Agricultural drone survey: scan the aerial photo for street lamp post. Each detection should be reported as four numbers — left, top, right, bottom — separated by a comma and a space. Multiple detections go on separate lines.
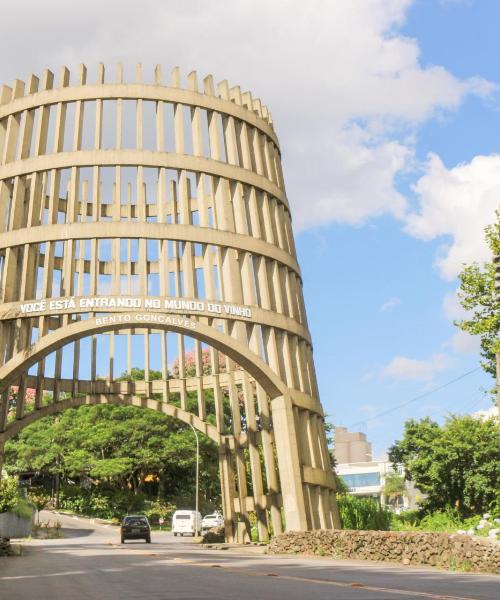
494, 254, 500, 440
188, 423, 200, 536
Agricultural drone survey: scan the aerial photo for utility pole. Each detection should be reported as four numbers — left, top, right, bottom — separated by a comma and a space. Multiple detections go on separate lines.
189, 423, 200, 536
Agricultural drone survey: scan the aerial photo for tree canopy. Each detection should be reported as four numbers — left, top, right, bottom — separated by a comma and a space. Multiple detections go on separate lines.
456, 210, 500, 379
4, 401, 221, 518
389, 414, 500, 517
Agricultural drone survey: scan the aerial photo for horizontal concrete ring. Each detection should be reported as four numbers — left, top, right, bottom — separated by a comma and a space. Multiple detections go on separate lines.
0, 150, 289, 212
0, 83, 280, 148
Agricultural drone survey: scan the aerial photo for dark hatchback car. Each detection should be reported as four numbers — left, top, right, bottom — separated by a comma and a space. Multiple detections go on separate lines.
121, 515, 151, 543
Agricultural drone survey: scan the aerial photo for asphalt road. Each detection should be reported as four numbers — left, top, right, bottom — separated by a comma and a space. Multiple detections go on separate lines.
0, 512, 498, 600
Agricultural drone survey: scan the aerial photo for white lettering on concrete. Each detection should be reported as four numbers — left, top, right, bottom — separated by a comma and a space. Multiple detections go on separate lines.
20, 300, 46, 313
95, 313, 197, 330
17, 295, 252, 320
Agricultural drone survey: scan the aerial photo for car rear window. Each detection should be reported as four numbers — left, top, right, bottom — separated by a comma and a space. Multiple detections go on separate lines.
124, 517, 148, 526
175, 515, 191, 520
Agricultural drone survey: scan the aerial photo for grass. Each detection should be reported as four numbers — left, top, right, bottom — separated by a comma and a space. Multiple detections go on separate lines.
11, 499, 34, 521
337, 495, 392, 531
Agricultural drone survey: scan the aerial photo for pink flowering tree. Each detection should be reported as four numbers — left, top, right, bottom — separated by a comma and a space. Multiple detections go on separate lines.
7, 386, 36, 420
170, 348, 231, 378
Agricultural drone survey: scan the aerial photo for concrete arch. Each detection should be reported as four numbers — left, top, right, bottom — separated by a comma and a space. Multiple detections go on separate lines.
0, 393, 222, 445
0, 314, 285, 399
0, 313, 312, 539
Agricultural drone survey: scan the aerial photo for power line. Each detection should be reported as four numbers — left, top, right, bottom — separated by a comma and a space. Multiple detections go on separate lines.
430, 395, 487, 419
461, 396, 488, 414
348, 366, 482, 429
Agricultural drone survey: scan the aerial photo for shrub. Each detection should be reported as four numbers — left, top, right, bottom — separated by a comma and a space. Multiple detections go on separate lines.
418, 509, 462, 532
0, 475, 34, 520
12, 498, 34, 520
337, 495, 391, 530
390, 509, 420, 531
0, 475, 20, 513
391, 508, 462, 533
58, 486, 91, 515
390, 508, 500, 540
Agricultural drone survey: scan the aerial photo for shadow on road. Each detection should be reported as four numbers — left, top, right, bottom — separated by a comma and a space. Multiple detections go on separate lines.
58, 527, 95, 538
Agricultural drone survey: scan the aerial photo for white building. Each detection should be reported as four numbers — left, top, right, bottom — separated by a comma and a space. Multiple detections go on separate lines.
334, 427, 422, 510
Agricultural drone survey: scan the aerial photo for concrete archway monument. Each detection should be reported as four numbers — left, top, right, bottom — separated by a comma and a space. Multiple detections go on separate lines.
0, 63, 340, 542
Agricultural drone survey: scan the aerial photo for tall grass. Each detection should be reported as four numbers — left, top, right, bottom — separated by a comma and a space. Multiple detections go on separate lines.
337, 495, 391, 530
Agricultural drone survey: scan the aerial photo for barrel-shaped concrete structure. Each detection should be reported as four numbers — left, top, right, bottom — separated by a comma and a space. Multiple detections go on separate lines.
0, 64, 339, 541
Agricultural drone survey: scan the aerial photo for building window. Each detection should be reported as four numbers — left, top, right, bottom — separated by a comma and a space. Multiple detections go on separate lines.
341, 472, 380, 488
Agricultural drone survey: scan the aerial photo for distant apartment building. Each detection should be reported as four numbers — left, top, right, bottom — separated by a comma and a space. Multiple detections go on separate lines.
334, 426, 422, 510
334, 426, 372, 463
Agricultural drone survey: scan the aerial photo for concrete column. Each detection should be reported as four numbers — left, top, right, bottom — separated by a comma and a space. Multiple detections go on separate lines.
218, 442, 237, 543
271, 393, 308, 531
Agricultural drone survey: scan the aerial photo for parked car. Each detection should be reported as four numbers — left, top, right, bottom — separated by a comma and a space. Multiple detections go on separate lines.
121, 515, 151, 543
172, 510, 202, 536
201, 512, 224, 533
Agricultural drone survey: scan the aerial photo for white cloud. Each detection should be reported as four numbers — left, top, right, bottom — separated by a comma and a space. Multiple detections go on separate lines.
292, 128, 411, 230
382, 353, 452, 381
0, 0, 492, 233
440, 290, 480, 354
405, 153, 500, 279
450, 330, 480, 354
442, 289, 467, 321
380, 297, 401, 312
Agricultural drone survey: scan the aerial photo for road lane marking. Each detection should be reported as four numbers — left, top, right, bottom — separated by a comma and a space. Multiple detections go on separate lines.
0, 570, 87, 581
109, 552, 485, 600
157, 559, 479, 600
0, 547, 485, 600
265, 574, 478, 600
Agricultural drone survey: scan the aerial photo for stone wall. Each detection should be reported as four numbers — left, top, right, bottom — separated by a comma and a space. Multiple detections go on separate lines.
268, 530, 500, 574
0, 511, 33, 539
201, 526, 226, 544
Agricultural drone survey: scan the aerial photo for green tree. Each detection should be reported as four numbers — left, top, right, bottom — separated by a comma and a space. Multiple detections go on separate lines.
5, 403, 221, 517
117, 367, 163, 382
456, 210, 500, 379
383, 472, 406, 507
389, 415, 500, 517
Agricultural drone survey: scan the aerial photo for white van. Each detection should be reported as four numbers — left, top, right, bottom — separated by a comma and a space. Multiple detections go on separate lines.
172, 510, 202, 536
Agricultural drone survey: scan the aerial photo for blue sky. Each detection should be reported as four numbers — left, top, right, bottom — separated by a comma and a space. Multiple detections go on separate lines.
404, 0, 500, 167
1, 0, 498, 456
298, 0, 499, 455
